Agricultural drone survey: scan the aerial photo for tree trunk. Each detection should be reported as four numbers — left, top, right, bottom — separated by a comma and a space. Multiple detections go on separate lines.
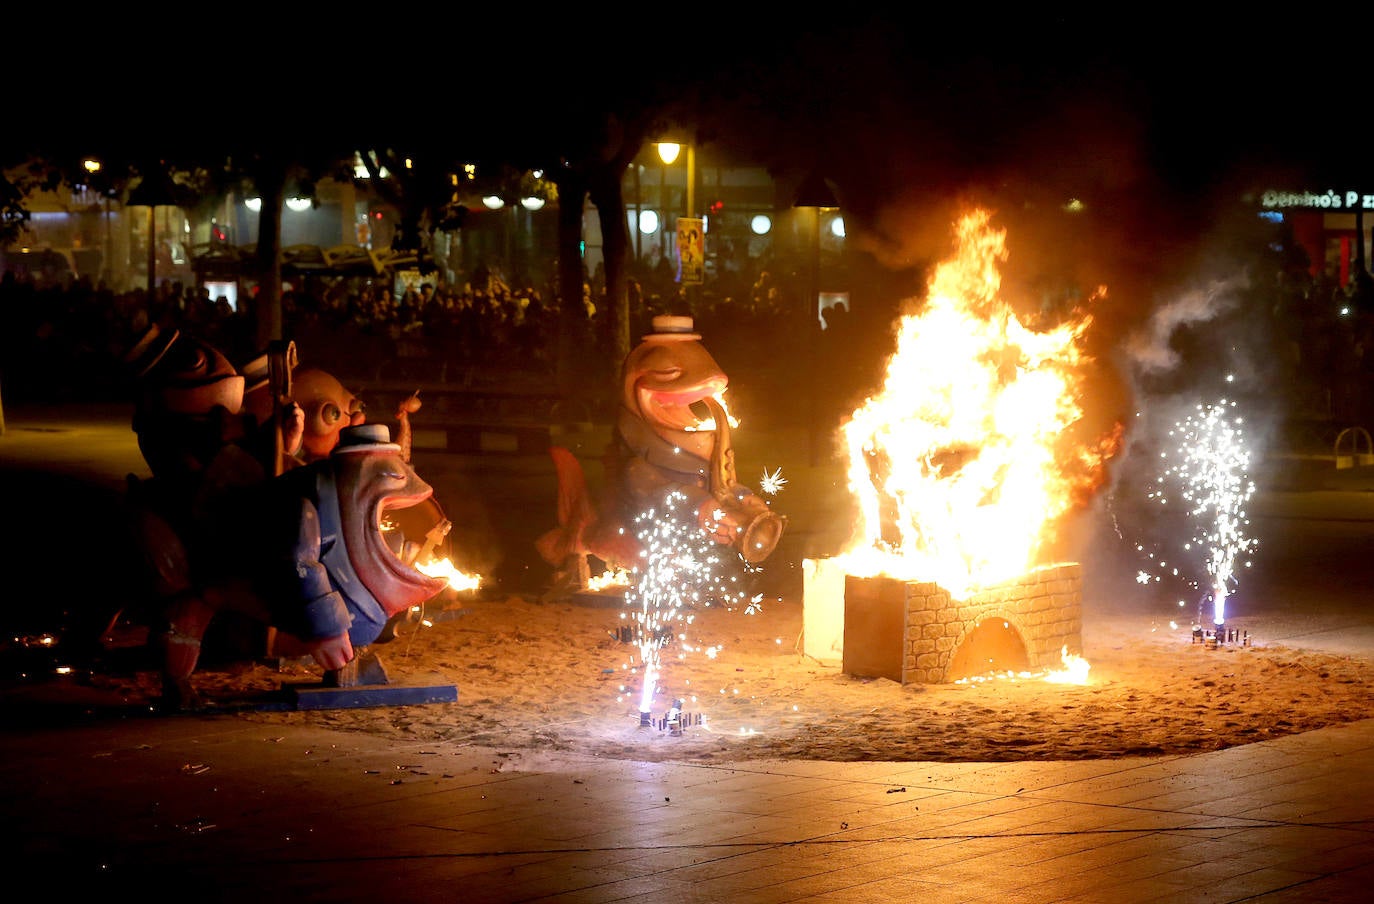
588, 169, 631, 376
551, 120, 650, 409
555, 168, 590, 392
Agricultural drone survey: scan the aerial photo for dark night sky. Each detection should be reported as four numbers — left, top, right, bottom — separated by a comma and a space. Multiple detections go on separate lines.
9, 9, 1362, 483
11, 7, 1367, 277
14, 9, 1363, 196
754, 15, 1363, 191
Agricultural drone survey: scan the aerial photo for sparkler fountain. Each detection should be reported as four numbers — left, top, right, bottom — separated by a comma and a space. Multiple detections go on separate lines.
1146, 396, 1257, 642
626, 488, 741, 726
536, 314, 787, 732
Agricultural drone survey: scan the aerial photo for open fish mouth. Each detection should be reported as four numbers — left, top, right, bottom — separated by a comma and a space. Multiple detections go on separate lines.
368, 490, 452, 596
639, 379, 728, 433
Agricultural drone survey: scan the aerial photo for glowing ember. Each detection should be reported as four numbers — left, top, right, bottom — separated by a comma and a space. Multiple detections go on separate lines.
1146, 397, 1256, 626
833, 209, 1116, 598
416, 557, 482, 592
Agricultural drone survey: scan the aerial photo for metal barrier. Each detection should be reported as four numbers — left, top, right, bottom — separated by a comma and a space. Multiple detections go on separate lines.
349, 379, 606, 456
1334, 426, 1374, 469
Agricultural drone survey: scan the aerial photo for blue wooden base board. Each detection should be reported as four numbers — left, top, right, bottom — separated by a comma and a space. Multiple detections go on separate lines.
285, 683, 458, 710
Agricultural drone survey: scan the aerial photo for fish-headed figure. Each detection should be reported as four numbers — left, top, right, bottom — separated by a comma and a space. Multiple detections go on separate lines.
538, 315, 785, 587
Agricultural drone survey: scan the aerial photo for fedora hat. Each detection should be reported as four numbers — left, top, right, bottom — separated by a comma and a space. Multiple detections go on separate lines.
333, 423, 400, 455
642, 314, 700, 341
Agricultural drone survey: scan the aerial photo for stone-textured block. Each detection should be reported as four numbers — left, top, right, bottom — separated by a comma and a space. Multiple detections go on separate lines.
841, 563, 1083, 684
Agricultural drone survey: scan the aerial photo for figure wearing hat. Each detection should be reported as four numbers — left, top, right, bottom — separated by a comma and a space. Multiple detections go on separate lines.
538, 315, 785, 590
252, 424, 451, 666
127, 326, 373, 492
121, 326, 449, 706
123, 323, 260, 489
150, 423, 452, 707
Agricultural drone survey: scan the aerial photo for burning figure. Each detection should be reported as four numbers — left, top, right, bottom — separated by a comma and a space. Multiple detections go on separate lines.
537, 315, 786, 591
803, 208, 1115, 683
121, 326, 451, 708
833, 209, 1119, 598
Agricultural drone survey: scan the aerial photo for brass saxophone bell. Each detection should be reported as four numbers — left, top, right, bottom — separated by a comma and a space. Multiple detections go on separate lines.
740, 510, 787, 563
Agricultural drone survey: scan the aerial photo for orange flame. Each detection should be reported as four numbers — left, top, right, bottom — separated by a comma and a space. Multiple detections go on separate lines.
1044, 646, 1092, 684
953, 646, 1092, 686
834, 209, 1115, 598
588, 567, 632, 591
417, 557, 482, 592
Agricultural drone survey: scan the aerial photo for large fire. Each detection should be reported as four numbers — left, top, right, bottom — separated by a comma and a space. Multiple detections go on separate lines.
832, 209, 1119, 599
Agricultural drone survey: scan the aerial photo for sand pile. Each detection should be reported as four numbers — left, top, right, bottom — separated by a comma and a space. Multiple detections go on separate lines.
82, 590, 1374, 765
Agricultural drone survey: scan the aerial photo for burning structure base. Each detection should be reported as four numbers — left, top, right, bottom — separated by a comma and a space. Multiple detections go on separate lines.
804, 557, 1083, 684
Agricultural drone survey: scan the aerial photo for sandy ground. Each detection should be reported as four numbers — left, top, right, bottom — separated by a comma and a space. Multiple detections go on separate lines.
4, 404, 1374, 765
61, 586, 1374, 766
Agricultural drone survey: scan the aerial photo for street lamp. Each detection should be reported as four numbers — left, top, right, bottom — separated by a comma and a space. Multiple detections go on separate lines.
657, 142, 681, 165
655, 141, 696, 223
83, 158, 114, 286
655, 143, 672, 266
125, 167, 184, 294
657, 139, 699, 297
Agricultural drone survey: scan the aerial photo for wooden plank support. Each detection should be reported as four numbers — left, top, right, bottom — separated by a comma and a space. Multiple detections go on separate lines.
287, 683, 458, 710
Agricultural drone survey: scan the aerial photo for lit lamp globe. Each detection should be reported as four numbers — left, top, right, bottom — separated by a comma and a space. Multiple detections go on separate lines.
656, 142, 681, 165
639, 210, 659, 235
750, 214, 772, 236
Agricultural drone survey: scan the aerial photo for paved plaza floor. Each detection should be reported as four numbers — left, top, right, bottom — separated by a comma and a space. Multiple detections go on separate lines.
2, 402, 1372, 903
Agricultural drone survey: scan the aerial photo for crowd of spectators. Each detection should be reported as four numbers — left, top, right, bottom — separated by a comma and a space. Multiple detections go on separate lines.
7, 247, 1374, 444
1274, 263, 1374, 429
0, 259, 814, 408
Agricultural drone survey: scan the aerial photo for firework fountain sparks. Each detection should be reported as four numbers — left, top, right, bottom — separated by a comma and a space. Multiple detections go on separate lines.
1146, 396, 1258, 627
625, 489, 761, 724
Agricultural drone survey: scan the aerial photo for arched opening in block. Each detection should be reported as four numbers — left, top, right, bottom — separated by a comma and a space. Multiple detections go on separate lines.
947, 617, 1030, 681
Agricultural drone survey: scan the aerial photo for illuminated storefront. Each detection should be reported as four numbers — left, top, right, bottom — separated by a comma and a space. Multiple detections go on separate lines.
1260, 188, 1373, 287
